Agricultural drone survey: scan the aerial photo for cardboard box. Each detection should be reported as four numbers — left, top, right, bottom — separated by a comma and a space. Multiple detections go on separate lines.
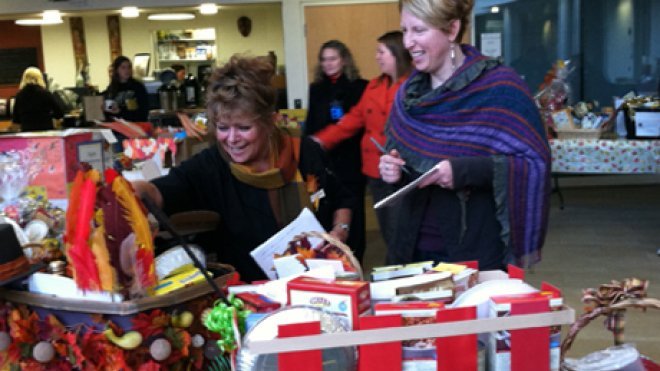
371, 261, 434, 281
488, 291, 563, 371
0, 129, 112, 206
287, 276, 370, 329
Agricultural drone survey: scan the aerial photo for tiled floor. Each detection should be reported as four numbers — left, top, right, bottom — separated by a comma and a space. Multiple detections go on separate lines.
362, 184, 660, 363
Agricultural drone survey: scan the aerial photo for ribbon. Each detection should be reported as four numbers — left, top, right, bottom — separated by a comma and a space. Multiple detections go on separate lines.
203, 294, 251, 353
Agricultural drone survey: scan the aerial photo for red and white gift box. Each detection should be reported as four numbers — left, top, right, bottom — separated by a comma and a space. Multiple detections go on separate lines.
287, 276, 371, 330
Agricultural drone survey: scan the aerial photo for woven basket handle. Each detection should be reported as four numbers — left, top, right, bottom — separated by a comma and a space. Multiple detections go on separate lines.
560, 298, 660, 364
299, 230, 364, 281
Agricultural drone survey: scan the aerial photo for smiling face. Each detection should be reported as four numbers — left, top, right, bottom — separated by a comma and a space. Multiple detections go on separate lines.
215, 111, 269, 168
320, 47, 344, 77
401, 9, 455, 84
376, 42, 397, 78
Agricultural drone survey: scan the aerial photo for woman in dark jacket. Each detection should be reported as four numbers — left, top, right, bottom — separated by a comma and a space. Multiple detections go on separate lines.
12, 67, 63, 132
304, 40, 368, 262
103, 55, 149, 122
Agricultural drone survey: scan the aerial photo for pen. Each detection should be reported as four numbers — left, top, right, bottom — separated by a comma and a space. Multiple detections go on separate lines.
370, 136, 411, 175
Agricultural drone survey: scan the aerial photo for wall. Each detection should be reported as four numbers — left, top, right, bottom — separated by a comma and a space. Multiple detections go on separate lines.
0, 20, 44, 98
40, 4, 284, 91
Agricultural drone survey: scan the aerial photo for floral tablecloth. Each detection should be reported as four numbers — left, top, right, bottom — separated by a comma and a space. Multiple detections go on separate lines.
550, 139, 660, 174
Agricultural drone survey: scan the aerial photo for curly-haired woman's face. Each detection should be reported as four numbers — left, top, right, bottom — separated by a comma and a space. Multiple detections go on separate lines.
215, 112, 267, 167
320, 48, 344, 77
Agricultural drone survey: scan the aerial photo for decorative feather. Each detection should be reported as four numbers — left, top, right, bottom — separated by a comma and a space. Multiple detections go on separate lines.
104, 168, 120, 186
99, 184, 133, 289
111, 176, 157, 291
64, 171, 85, 245
90, 225, 117, 291
66, 178, 101, 291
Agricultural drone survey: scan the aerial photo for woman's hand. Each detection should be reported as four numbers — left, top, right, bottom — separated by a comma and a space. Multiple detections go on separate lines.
329, 223, 349, 243
379, 149, 406, 184
418, 160, 454, 189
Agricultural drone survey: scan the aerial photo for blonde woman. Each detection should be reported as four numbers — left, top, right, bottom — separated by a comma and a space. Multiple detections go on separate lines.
12, 67, 63, 132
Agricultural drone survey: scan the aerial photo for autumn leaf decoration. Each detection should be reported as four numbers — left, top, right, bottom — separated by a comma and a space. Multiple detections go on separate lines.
111, 176, 157, 291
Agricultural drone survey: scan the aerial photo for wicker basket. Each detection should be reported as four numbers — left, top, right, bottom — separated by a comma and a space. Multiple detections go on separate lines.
555, 111, 616, 140
292, 231, 363, 281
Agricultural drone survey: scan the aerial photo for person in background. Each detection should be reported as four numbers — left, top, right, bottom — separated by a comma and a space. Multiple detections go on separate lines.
304, 40, 368, 262
103, 55, 149, 122
171, 64, 186, 84
12, 67, 63, 132
379, 0, 551, 269
311, 31, 412, 262
132, 56, 354, 282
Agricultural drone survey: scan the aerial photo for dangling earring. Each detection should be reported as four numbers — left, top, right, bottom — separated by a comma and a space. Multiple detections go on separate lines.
450, 42, 457, 72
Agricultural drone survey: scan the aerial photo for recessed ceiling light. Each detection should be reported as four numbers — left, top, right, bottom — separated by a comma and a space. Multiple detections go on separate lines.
200, 3, 218, 15
491, 6, 500, 13
42, 10, 63, 23
121, 6, 140, 18
147, 13, 195, 21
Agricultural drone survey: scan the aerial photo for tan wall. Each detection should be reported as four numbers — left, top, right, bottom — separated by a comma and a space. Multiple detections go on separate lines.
41, 4, 284, 91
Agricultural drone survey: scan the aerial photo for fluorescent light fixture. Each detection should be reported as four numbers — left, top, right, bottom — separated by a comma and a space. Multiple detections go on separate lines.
15, 19, 47, 26
200, 3, 218, 15
42, 10, 63, 23
16, 10, 63, 26
121, 6, 140, 18
491, 6, 500, 13
147, 13, 195, 21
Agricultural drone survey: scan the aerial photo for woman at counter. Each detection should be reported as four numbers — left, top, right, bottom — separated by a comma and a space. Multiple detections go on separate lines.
12, 67, 63, 132
103, 55, 149, 122
132, 56, 355, 282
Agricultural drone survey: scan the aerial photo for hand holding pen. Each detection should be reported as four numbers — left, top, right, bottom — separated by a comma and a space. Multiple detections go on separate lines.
371, 137, 410, 184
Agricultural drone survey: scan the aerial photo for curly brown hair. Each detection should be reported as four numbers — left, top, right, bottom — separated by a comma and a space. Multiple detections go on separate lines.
313, 40, 362, 83
206, 55, 277, 139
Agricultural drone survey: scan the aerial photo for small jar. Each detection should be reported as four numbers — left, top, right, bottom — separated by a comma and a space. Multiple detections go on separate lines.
48, 260, 66, 276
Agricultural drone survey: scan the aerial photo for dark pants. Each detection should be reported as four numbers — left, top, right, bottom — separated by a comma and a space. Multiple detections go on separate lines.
345, 180, 366, 263
368, 177, 397, 260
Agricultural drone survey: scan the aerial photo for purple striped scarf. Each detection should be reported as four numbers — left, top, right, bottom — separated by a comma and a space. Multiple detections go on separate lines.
387, 45, 551, 266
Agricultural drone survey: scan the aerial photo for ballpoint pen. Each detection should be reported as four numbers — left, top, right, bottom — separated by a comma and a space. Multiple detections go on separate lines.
370, 136, 411, 175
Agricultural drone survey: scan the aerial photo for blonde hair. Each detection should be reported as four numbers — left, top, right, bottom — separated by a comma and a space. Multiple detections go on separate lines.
19, 67, 46, 89
399, 0, 473, 42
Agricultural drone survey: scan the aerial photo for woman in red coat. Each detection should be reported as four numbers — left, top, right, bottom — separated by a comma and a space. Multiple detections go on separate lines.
312, 31, 412, 259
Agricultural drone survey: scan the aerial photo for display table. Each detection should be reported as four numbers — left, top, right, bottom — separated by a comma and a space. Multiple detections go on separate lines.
549, 139, 660, 208
550, 139, 660, 174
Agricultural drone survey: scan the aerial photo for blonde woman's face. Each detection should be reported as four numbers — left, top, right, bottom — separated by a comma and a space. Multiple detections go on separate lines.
401, 9, 452, 76
320, 48, 344, 77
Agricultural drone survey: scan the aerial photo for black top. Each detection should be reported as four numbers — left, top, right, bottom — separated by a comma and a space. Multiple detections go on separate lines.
151, 136, 355, 282
12, 84, 64, 132
304, 75, 368, 184
103, 79, 149, 122
388, 157, 507, 270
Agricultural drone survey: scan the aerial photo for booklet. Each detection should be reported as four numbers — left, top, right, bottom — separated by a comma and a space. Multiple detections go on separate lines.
250, 208, 325, 280
373, 164, 438, 209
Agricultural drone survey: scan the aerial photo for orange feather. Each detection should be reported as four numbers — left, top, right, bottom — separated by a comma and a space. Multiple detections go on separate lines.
111, 176, 157, 290
90, 225, 117, 291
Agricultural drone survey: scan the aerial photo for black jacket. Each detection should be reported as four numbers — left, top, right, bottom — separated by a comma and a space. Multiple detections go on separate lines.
304, 75, 368, 184
12, 84, 64, 132
152, 136, 356, 282
103, 79, 149, 122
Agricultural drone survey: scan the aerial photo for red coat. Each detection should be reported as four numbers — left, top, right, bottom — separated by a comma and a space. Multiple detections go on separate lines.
315, 74, 407, 179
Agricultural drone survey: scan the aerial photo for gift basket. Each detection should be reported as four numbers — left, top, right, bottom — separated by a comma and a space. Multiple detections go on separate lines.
560, 278, 660, 370
0, 166, 238, 369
